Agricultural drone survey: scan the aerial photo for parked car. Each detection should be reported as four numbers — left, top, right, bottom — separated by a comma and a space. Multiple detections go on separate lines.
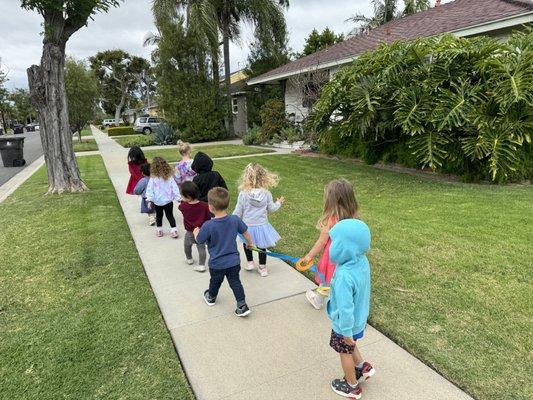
13, 124, 24, 134
102, 118, 124, 128
134, 117, 163, 134
25, 122, 39, 132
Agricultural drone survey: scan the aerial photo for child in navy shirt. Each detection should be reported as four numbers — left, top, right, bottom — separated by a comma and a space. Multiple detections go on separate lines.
194, 187, 254, 317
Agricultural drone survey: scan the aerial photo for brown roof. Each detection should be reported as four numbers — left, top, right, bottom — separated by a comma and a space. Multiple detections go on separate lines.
249, 0, 532, 84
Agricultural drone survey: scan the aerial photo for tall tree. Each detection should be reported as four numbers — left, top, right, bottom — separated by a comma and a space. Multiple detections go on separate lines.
245, 31, 290, 126
21, 0, 119, 194
65, 57, 99, 142
89, 50, 150, 125
348, 0, 430, 34
10, 89, 36, 124
152, 0, 289, 137
299, 27, 344, 58
152, 15, 225, 141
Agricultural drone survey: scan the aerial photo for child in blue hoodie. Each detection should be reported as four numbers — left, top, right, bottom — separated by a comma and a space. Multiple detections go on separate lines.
327, 219, 375, 399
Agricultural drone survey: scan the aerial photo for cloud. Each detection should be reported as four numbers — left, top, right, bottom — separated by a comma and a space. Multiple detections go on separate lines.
0, 1, 446, 89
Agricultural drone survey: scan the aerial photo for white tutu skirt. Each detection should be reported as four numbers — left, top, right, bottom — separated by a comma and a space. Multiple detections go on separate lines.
247, 223, 281, 249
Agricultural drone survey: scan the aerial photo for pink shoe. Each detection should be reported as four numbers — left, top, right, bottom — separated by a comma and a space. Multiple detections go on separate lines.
170, 229, 179, 239
156, 229, 163, 237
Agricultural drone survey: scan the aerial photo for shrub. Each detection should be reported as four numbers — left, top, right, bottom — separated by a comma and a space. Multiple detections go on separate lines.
116, 135, 155, 148
310, 31, 533, 183
243, 126, 262, 145
153, 123, 179, 145
280, 125, 310, 144
107, 126, 136, 136
259, 99, 288, 143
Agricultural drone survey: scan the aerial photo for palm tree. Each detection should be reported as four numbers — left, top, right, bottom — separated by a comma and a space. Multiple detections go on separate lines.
151, 0, 289, 136
348, 0, 430, 35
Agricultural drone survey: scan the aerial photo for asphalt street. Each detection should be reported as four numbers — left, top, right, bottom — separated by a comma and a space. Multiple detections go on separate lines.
0, 131, 43, 186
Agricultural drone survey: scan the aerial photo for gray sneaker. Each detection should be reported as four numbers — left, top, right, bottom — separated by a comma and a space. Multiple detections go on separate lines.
331, 378, 362, 399
203, 290, 216, 306
235, 304, 251, 317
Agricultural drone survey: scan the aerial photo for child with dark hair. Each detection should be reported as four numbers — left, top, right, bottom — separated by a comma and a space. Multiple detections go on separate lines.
191, 152, 227, 202
133, 163, 156, 226
178, 181, 211, 272
126, 146, 147, 195
194, 187, 253, 317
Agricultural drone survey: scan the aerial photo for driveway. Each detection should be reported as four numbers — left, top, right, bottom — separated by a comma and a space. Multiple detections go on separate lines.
0, 132, 43, 186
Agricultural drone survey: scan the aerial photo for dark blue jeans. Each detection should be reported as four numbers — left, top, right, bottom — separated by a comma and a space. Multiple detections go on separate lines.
208, 265, 246, 307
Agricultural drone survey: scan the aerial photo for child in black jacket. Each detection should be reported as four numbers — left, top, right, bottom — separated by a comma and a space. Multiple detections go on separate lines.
191, 152, 228, 202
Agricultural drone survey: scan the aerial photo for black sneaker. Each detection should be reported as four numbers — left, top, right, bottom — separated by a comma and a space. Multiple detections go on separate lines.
331, 378, 362, 399
203, 290, 216, 306
235, 304, 251, 317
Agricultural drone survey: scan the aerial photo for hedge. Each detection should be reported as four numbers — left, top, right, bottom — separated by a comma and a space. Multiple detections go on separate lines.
107, 126, 136, 136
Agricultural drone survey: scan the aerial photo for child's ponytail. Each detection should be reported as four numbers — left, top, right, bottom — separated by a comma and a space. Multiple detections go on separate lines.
177, 140, 192, 156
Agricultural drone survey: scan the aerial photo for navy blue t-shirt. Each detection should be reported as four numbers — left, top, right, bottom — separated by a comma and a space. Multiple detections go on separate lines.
196, 214, 248, 269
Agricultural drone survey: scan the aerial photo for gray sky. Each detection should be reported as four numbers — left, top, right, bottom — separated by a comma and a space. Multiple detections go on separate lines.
0, 0, 445, 90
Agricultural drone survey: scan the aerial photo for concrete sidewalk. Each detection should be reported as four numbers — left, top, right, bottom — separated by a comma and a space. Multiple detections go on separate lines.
91, 126, 473, 400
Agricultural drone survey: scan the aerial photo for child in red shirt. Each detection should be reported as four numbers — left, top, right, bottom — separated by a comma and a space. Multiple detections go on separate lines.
179, 181, 211, 272
126, 147, 147, 195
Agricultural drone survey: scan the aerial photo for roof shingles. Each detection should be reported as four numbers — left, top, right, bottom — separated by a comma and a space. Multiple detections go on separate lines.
250, 0, 532, 83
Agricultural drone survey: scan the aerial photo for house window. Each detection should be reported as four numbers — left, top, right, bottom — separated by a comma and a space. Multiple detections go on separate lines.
232, 97, 239, 114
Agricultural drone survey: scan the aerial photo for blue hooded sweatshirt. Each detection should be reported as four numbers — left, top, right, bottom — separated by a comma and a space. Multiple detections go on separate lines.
326, 219, 371, 338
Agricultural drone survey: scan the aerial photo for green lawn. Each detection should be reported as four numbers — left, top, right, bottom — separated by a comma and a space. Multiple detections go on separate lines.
144, 144, 274, 162
73, 139, 99, 152
215, 154, 533, 400
80, 128, 92, 137
0, 156, 193, 400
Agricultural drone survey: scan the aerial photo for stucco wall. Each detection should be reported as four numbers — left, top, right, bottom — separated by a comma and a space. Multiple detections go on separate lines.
285, 79, 308, 122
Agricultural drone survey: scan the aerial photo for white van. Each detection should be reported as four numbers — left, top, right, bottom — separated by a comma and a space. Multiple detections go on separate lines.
102, 119, 124, 127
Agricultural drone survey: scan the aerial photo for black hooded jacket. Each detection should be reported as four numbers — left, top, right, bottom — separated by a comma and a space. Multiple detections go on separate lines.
191, 151, 228, 202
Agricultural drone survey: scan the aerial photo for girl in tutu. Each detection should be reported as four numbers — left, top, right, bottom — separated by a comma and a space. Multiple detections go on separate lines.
233, 163, 284, 277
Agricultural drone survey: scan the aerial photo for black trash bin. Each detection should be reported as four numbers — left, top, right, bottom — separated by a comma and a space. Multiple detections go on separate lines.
0, 137, 25, 167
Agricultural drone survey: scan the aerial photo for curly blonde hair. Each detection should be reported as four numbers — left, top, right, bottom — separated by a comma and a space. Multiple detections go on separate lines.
238, 163, 279, 191
150, 156, 174, 180
177, 140, 192, 156
317, 179, 359, 229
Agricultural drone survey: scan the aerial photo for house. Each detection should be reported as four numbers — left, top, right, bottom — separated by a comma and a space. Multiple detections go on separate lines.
225, 70, 248, 136
123, 102, 160, 124
248, 0, 533, 122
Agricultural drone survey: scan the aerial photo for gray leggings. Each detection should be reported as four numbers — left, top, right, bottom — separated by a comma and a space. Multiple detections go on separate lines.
184, 230, 207, 265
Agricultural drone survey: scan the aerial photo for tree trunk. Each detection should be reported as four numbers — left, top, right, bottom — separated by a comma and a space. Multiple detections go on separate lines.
212, 50, 226, 133
27, 41, 87, 194
221, 22, 235, 137
115, 86, 126, 126
0, 110, 7, 134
